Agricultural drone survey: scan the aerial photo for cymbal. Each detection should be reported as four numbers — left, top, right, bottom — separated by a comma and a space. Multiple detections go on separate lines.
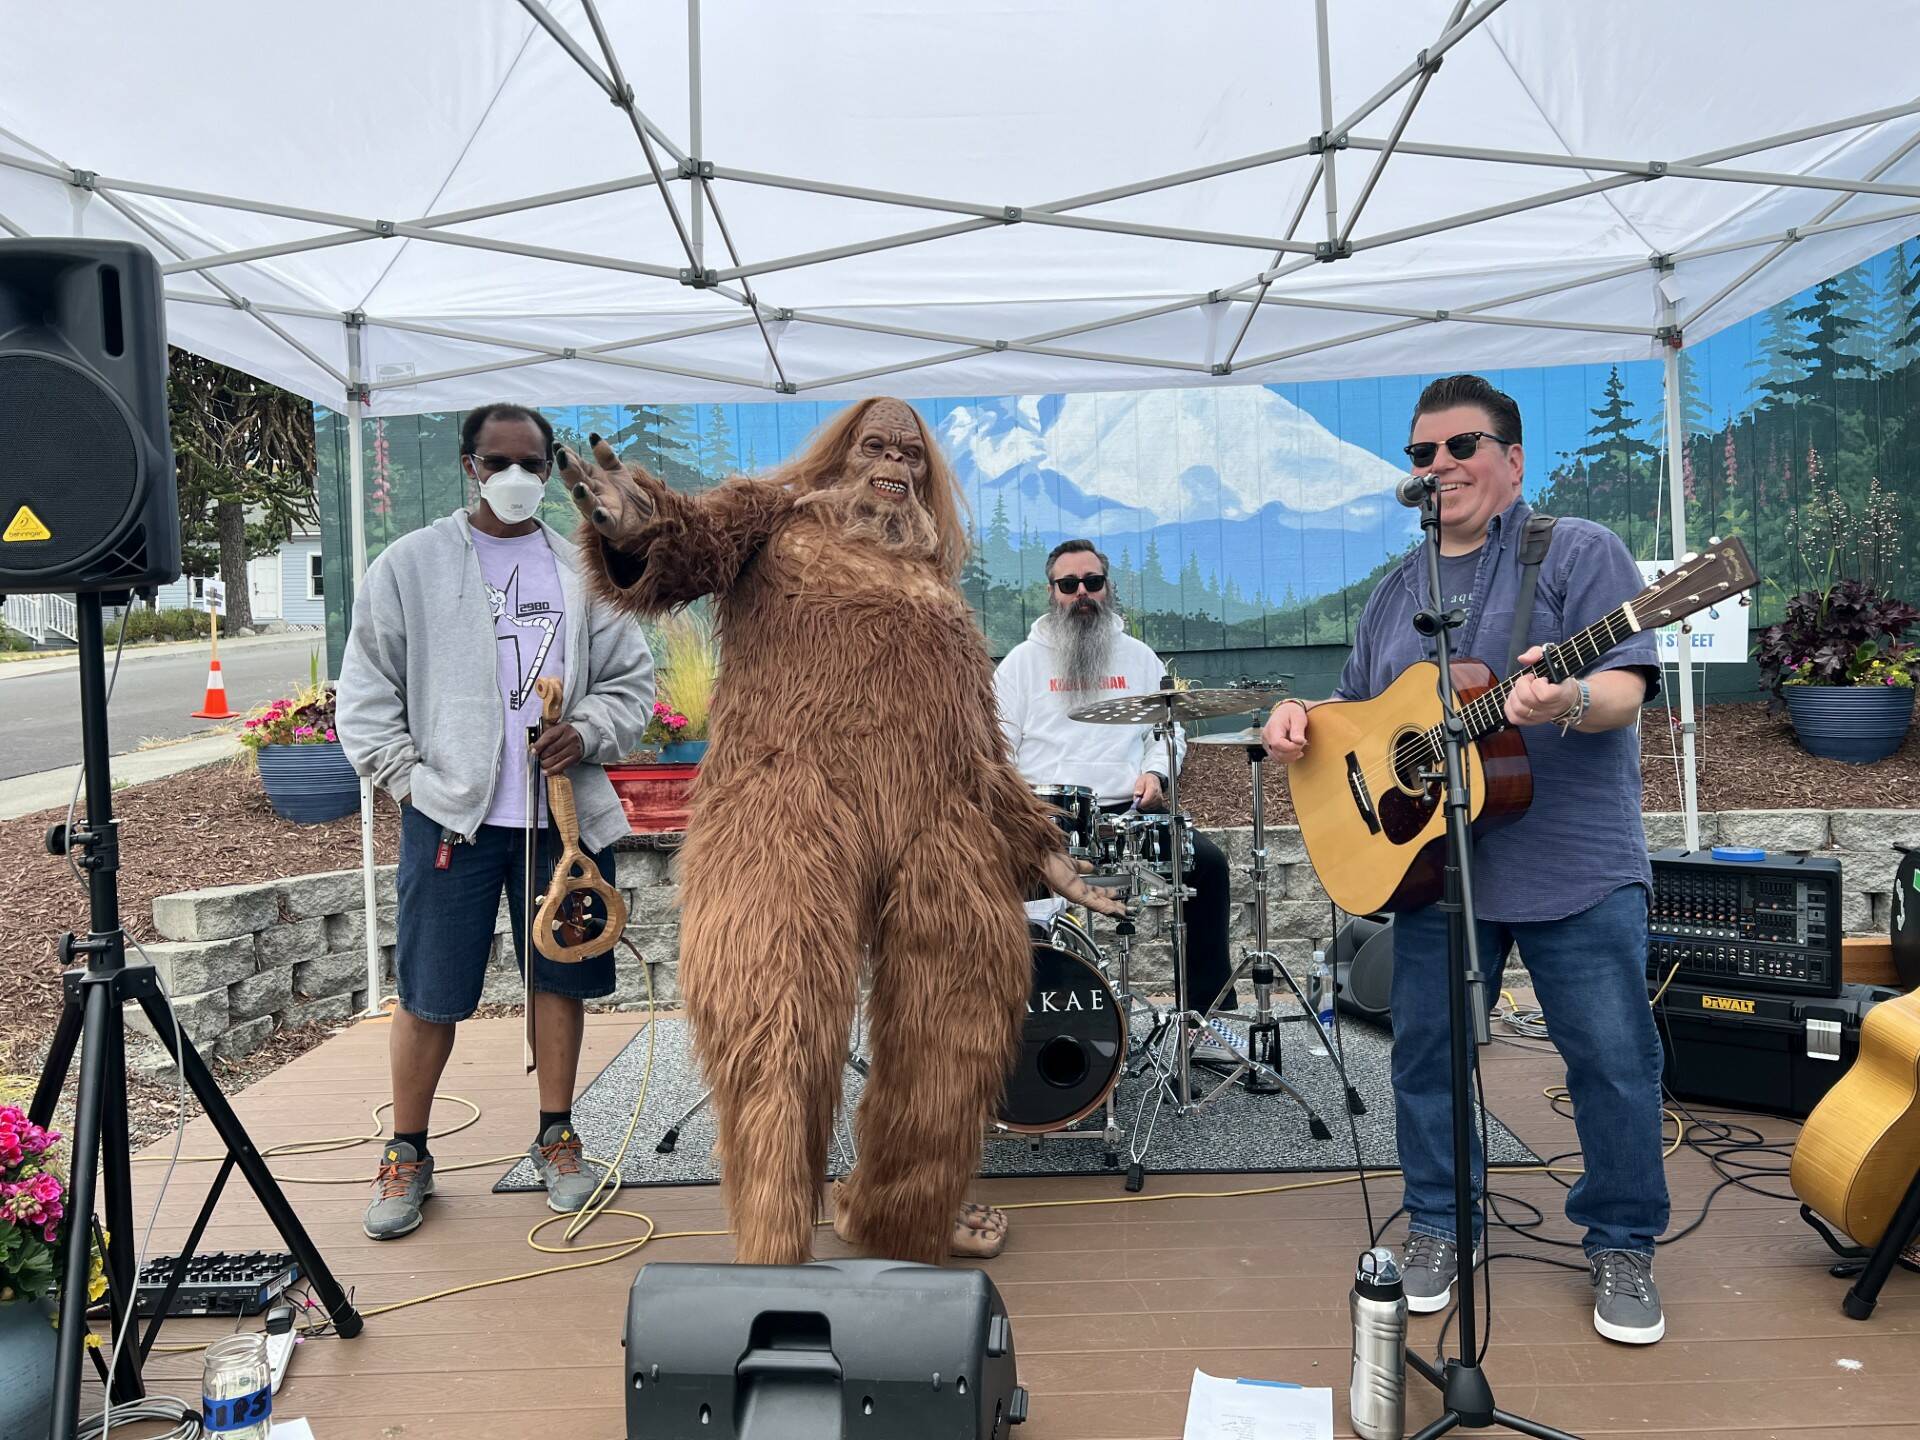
1067, 687, 1287, 725
1190, 728, 1267, 747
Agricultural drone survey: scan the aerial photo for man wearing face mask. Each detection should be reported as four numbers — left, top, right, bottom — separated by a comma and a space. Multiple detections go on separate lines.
994, 540, 1241, 1060
338, 402, 654, 1241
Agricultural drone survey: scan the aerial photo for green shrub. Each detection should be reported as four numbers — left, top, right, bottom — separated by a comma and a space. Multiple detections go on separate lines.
104, 607, 213, 645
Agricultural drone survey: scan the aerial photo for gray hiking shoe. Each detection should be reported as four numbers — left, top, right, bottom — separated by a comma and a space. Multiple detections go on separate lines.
1591, 1250, 1664, 1344
529, 1122, 603, 1213
1402, 1231, 1479, 1314
364, 1141, 433, 1240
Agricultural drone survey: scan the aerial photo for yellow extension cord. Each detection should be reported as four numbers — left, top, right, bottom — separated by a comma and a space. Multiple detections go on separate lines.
123, 959, 1695, 1356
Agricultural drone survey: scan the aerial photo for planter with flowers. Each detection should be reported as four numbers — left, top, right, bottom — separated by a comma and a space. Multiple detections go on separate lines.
1, 1103, 104, 1440
609, 615, 716, 833
1754, 474, 1919, 765
240, 660, 359, 823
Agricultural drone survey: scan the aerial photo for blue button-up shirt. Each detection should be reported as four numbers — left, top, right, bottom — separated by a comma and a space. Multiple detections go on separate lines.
1333, 499, 1659, 923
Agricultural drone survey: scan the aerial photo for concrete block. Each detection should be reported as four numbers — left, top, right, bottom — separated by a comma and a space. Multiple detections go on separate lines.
258, 917, 327, 970
1842, 886, 1873, 935
627, 885, 681, 928
229, 967, 293, 1022
143, 936, 255, 996
280, 868, 388, 920
216, 1016, 274, 1062
614, 849, 671, 888
128, 988, 228, 1049
151, 881, 280, 942
1715, 809, 1830, 853
1828, 848, 1902, 897
323, 905, 396, 954
294, 952, 370, 1000
278, 994, 354, 1030
1829, 810, 1920, 854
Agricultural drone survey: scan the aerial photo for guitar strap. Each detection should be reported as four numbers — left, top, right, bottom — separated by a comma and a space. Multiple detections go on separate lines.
1506, 513, 1557, 676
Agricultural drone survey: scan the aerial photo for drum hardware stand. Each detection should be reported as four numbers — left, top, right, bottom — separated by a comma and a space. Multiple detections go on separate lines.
657, 1013, 872, 1155
29, 593, 362, 1440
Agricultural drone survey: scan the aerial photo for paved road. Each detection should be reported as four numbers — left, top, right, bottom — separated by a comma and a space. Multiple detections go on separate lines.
0, 635, 321, 780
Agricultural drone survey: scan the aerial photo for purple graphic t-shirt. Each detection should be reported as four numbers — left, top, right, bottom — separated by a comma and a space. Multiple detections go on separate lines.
470, 527, 567, 829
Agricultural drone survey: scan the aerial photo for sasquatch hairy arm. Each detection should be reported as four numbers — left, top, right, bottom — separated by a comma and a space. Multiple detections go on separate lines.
563, 438, 789, 614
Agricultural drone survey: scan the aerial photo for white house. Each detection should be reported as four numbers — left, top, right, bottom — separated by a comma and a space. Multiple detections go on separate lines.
151, 529, 325, 627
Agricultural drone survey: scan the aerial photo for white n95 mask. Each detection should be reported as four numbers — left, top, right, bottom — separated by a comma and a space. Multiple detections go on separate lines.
477, 465, 546, 525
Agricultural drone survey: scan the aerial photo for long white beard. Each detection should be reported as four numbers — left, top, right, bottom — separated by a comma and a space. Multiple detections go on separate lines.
1038, 603, 1117, 699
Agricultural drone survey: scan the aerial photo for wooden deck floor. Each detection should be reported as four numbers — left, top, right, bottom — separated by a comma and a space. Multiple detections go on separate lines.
90, 1009, 1920, 1439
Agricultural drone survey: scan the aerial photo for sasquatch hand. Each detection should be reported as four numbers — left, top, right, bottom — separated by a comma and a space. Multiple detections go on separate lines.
1041, 850, 1130, 919
558, 434, 658, 548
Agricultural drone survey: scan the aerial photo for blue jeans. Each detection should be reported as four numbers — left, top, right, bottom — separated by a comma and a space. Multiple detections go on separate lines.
1389, 883, 1669, 1258
394, 804, 618, 1023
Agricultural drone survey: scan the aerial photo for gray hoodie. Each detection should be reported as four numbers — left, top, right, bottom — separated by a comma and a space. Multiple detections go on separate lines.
336, 509, 654, 852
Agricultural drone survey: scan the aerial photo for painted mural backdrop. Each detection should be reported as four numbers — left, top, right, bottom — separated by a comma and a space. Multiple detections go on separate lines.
317, 239, 1920, 673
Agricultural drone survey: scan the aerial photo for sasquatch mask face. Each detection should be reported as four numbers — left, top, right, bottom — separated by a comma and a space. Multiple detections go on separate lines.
846, 399, 929, 505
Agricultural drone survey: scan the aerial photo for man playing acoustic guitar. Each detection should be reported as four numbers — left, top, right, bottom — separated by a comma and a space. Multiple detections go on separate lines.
1262, 374, 1669, 1345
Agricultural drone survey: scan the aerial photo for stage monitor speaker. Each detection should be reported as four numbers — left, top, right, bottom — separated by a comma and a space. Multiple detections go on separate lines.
624, 1258, 1028, 1439
1333, 913, 1394, 1024
0, 237, 179, 593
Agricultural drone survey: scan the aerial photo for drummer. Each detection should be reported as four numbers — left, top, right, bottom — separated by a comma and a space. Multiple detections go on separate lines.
993, 540, 1240, 1055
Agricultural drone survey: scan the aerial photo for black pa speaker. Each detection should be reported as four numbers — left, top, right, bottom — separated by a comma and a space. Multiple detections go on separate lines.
0, 238, 179, 593
1333, 914, 1395, 1024
624, 1259, 1027, 1439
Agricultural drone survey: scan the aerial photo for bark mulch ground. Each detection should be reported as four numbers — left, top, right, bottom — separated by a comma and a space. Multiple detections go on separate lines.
6, 701, 1913, 1145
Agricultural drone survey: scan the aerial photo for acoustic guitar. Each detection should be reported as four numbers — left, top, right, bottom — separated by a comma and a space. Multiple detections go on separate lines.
1792, 989, 1920, 1250
1287, 536, 1757, 915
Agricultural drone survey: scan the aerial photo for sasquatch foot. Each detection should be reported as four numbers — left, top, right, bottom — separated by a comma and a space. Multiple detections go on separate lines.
827, 1179, 1010, 1260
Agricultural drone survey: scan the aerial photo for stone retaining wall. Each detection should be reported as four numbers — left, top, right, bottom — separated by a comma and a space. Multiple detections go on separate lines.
138, 809, 1917, 1065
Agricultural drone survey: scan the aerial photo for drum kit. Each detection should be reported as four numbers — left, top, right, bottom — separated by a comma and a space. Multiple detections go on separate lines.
997, 679, 1363, 1188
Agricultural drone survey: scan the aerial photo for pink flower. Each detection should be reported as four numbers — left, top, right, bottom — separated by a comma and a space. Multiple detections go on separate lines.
325, 729, 336, 741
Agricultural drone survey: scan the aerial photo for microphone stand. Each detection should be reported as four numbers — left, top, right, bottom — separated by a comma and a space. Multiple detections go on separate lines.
1402, 474, 1576, 1440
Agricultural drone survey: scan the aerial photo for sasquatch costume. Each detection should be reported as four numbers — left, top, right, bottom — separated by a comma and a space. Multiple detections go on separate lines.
562, 399, 1117, 1266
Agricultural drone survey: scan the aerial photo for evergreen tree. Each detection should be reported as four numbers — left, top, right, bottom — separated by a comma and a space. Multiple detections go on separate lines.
1902, 242, 1920, 357
1649, 349, 1712, 455
701, 405, 739, 480
1751, 299, 1805, 408
1786, 277, 1875, 399
1872, 244, 1917, 364
612, 403, 701, 484
1832, 266, 1882, 377
1572, 367, 1659, 555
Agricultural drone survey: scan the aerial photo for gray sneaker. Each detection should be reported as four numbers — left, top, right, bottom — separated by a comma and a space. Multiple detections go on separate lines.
364, 1141, 433, 1240
1401, 1231, 1479, 1314
529, 1122, 603, 1213
1591, 1250, 1664, 1344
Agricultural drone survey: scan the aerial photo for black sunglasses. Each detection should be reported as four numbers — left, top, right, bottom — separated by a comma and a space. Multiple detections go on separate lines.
467, 451, 554, 478
1052, 573, 1108, 595
1403, 430, 1513, 469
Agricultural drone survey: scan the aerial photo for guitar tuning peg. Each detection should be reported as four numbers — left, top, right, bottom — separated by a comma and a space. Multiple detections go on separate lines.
1681, 551, 1697, 563
1708, 535, 1723, 545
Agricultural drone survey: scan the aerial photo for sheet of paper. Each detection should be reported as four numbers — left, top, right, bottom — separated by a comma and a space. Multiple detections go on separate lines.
269, 1420, 316, 1440
1182, 1369, 1333, 1440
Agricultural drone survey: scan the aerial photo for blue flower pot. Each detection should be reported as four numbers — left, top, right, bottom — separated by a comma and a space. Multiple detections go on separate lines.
658, 739, 709, 765
1784, 684, 1916, 764
256, 741, 362, 822
0, 1297, 56, 1440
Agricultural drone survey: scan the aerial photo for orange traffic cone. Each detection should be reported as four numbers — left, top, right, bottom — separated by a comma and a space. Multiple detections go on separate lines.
192, 658, 235, 719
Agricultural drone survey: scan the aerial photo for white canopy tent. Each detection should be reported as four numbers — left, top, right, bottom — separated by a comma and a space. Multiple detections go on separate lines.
7, 0, 1920, 1008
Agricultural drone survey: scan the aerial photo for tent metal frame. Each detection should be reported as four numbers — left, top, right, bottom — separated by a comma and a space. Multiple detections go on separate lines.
7, 1, 1920, 1007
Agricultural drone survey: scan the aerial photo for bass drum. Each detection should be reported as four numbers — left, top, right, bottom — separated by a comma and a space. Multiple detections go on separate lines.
997, 942, 1125, 1134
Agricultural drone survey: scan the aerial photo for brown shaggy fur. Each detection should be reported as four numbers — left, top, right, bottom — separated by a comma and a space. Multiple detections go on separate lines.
577, 399, 1063, 1266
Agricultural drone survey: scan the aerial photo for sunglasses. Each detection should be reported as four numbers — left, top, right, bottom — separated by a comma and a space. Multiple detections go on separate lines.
1402, 430, 1513, 469
1052, 573, 1108, 594
468, 451, 554, 478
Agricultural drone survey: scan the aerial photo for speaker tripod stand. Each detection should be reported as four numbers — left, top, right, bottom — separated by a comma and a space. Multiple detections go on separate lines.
28, 591, 362, 1440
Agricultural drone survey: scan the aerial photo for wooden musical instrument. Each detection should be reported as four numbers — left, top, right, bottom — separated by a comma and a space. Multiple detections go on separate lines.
531, 677, 628, 964
1792, 989, 1920, 1249
1287, 536, 1758, 915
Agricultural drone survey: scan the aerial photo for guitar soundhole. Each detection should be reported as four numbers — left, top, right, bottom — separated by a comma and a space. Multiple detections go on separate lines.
1389, 728, 1433, 797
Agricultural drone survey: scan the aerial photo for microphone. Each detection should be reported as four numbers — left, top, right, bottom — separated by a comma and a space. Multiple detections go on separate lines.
1396, 471, 1437, 508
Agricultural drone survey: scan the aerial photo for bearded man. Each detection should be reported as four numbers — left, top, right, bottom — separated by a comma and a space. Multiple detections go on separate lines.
994, 540, 1239, 1054
560, 398, 1123, 1267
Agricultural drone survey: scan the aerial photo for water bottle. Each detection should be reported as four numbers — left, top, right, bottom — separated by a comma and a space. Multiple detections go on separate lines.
1349, 1246, 1407, 1440
1307, 949, 1333, 1055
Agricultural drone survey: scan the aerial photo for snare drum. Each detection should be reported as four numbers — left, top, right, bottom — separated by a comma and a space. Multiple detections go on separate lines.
1031, 783, 1099, 860
998, 941, 1125, 1133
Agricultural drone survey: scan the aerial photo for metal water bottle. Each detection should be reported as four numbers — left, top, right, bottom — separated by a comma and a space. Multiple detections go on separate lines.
1349, 1246, 1407, 1440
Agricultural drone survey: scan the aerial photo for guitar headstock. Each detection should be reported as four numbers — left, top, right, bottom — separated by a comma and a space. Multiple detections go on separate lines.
1633, 536, 1758, 630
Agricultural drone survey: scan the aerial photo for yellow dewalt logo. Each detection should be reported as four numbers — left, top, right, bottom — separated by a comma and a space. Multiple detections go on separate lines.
3, 505, 52, 543
1701, 994, 1756, 1014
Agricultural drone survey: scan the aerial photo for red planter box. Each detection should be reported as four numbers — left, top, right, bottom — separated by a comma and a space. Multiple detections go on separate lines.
607, 763, 699, 834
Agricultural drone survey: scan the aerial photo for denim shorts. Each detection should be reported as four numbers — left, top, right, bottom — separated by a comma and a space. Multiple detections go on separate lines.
394, 803, 619, 1023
